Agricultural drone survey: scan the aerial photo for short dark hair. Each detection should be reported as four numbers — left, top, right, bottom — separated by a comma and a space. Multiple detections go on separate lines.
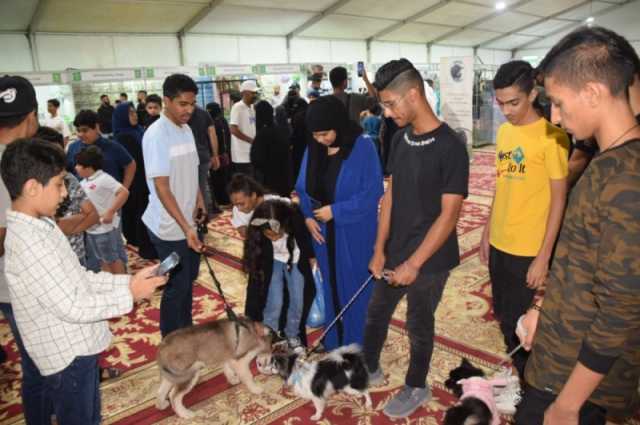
494, 60, 535, 93
329, 67, 348, 88
374, 58, 425, 96
73, 110, 99, 129
138, 90, 147, 95
120, 92, 128, 99
0, 112, 31, 130
47, 99, 60, 108
163, 74, 198, 99
0, 138, 66, 201
227, 173, 265, 197
35, 126, 64, 149
100, 94, 108, 100
538, 26, 640, 97
75, 145, 103, 171
146, 94, 162, 106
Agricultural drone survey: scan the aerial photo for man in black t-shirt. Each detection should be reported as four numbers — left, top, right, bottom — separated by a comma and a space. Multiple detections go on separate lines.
362, 59, 469, 419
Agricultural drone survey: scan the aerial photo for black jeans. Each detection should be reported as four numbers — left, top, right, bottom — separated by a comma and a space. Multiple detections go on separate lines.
515, 384, 607, 425
362, 271, 449, 388
489, 246, 535, 377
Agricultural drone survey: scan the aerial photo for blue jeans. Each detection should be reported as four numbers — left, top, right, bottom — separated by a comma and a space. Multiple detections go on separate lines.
86, 228, 126, 264
44, 355, 101, 425
263, 261, 304, 338
0, 303, 49, 425
85, 222, 128, 272
148, 228, 201, 337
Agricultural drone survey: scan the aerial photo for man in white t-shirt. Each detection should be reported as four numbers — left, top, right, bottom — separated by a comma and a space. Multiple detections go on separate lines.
227, 174, 288, 238
269, 85, 284, 107
142, 73, 205, 337
43, 98, 70, 146
229, 80, 257, 176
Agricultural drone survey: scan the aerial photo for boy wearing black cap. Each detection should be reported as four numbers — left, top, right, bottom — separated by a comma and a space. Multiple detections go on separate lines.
0, 75, 45, 424
362, 59, 469, 418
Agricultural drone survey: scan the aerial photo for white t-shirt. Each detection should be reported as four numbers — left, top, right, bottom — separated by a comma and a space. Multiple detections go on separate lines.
43, 115, 70, 138
272, 234, 300, 264
230, 194, 289, 229
0, 145, 11, 303
142, 114, 199, 241
269, 94, 284, 107
80, 170, 123, 235
229, 101, 256, 164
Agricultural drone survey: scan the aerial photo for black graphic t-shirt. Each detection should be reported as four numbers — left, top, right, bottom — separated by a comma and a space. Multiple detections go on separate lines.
385, 123, 469, 274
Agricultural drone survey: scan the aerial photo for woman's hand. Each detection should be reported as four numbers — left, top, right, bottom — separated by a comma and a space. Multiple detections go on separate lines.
305, 218, 325, 244
313, 206, 333, 223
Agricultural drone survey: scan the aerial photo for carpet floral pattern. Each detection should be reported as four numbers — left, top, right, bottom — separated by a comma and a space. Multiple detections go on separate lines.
1, 148, 637, 424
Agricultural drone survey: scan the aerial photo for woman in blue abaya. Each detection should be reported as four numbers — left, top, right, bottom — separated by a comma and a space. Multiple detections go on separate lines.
296, 95, 383, 350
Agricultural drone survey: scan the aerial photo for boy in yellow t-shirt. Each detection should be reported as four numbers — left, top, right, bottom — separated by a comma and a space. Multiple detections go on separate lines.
479, 60, 569, 378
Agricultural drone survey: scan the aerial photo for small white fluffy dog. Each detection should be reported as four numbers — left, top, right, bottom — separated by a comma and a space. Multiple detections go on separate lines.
272, 344, 372, 421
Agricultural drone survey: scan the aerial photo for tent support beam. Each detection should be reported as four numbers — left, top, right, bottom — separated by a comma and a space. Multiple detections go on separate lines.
286, 0, 351, 40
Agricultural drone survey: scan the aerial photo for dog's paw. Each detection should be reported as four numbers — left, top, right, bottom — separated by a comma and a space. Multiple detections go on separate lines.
310, 413, 322, 421
155, 398, 170, 410
226, 374, 241, 385
175, 408, 197, 419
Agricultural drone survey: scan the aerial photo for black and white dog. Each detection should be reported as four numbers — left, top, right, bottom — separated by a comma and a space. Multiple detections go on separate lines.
272, 344, 372, 421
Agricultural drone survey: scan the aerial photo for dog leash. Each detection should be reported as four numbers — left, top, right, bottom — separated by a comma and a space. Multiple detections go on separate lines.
201, 248, 239, 323
306, 274, 375, 356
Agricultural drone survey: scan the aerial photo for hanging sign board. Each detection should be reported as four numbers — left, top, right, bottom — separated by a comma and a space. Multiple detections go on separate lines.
214, 65, 254, 76
70, 69, 142, 82
255, 64, 304, 75
23, 72, 66, 86
149, 66, 200, 80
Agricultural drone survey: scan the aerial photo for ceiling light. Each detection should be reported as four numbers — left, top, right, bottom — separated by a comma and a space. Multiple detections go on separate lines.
496, 1, 506, 10
586, 16, 595, 24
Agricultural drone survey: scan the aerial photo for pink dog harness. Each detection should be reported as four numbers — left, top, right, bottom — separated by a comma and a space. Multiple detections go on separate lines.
458, 376, 507, 425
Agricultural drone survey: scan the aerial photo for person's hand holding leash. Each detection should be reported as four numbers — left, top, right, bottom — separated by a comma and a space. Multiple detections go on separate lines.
389, 261, 419, 286
369, 251, 386, 279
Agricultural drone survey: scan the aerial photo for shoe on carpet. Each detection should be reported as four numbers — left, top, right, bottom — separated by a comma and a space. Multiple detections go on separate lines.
287, 337, 305, 355
383, 385, 431, 418
0, 346, 7, 364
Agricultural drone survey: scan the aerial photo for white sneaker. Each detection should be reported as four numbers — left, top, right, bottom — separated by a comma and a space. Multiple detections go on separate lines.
287, 337, 305, 355
493, 368, 522, 415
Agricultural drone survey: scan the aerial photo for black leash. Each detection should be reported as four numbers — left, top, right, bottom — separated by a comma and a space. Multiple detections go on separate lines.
200, 247, 248, 354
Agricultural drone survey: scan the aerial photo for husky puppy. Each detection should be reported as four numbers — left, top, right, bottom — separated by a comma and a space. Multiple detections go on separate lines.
273, 344, 372, 421
156, 317, 272, 418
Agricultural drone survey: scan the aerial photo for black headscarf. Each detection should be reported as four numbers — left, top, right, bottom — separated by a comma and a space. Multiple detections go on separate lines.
305, 95, 362, 200
206, 102, 223, 120
255, 100, 274, 130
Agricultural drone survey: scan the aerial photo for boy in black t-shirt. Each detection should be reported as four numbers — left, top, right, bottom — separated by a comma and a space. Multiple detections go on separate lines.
362, 59, 469, 419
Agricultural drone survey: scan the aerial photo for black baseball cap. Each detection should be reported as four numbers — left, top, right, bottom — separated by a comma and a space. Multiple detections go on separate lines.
0, 75, 38, 118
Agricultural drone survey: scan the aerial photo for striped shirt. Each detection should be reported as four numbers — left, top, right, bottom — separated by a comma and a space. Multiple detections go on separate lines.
4, 210, 132, 375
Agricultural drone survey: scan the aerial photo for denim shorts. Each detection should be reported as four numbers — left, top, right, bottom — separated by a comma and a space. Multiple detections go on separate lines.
86, 228, 125, 264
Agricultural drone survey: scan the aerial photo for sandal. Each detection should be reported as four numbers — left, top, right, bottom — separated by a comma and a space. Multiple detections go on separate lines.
100, 367, 122, 382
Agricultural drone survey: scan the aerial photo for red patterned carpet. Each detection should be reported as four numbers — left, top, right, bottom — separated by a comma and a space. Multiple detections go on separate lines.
0, 147, 636, 424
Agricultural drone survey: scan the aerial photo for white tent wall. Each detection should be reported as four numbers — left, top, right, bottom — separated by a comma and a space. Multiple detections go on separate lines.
2, 34, 35, 73
477, 49, 513, 66
30, 34, 181, 70
371, 41, 428, 64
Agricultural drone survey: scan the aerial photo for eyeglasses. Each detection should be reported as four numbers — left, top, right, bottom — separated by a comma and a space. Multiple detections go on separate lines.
379, 93, 407, 111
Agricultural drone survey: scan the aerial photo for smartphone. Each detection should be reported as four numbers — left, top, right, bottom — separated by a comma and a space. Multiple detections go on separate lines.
357, 61, 364, 78
155, 252, 180, 276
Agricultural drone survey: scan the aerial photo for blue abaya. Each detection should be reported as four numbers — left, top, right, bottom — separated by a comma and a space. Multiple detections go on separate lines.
296, 135, 383, 350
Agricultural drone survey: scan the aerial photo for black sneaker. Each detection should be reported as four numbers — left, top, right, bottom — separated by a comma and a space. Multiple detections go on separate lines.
0, 346, 7, 364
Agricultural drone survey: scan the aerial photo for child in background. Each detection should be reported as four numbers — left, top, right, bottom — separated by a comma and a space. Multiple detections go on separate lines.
75, 146, 130, 273
243, 199, 311, 353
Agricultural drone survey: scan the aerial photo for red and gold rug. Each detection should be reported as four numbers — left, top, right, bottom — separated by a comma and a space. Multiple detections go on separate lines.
1, 148, 636, 424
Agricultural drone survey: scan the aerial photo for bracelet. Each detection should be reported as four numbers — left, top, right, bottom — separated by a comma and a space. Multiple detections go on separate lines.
528, 304, 542, 312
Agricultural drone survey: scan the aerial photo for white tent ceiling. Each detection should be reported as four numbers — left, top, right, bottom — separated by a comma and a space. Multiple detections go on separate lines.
1, 0, 638, 52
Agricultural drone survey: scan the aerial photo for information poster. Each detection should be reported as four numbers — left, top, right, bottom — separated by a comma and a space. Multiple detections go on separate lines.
440, 56, 474, 157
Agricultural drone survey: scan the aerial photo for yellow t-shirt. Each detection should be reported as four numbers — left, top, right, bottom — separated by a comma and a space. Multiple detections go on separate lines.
490, 118, 569, 256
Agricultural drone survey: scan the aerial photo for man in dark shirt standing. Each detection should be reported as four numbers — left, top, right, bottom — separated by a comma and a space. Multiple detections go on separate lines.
188, 105, 221, 217
97, 94, 114, 136
363, 59, 469, 419
516, 27, 640, 425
